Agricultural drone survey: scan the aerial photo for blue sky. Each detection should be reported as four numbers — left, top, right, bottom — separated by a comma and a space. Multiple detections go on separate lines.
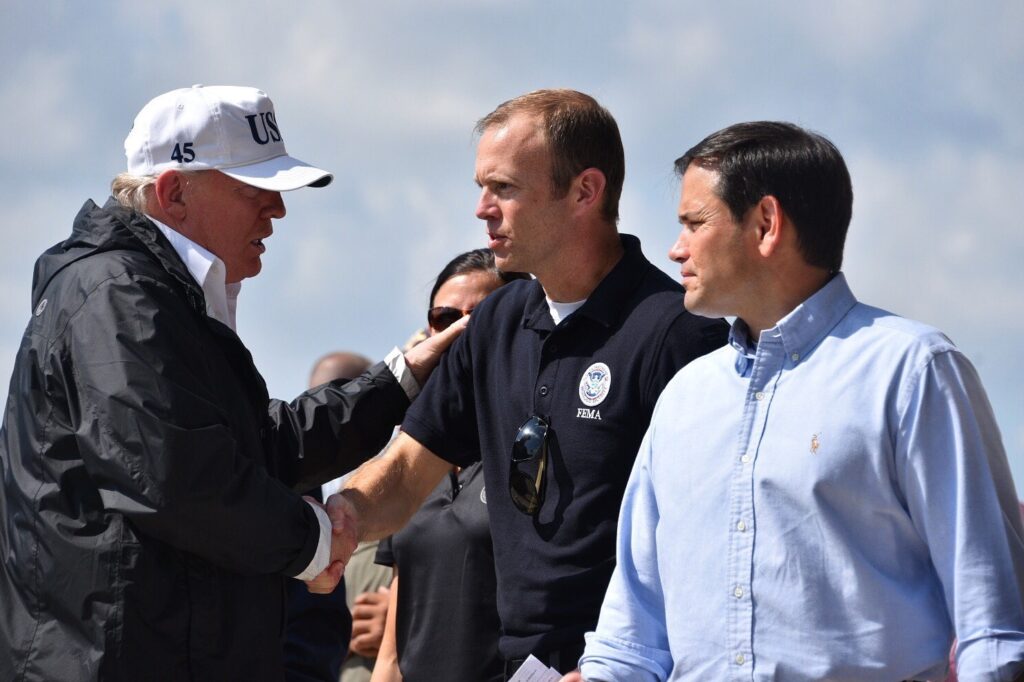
1, 1, 1021, 494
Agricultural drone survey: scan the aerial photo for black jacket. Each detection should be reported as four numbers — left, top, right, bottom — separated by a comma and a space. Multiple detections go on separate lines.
0, 199, 408, 681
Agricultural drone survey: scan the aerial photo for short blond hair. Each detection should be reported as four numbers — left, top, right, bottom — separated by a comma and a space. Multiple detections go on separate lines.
111, 170, 206, 213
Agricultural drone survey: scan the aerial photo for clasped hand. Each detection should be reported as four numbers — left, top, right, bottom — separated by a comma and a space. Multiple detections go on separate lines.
305, 493, 358, 594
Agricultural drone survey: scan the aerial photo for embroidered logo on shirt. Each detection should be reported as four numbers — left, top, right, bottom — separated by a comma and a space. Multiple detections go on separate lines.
34, 299, 48, 316
576, 407, 602, 420
579, 362, 611, 407
810, 433, 821, 454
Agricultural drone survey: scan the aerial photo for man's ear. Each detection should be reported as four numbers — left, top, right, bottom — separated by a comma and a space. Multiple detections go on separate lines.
153, 171, 189, 222
571, 168, 607, 216
753, 195, 785, 258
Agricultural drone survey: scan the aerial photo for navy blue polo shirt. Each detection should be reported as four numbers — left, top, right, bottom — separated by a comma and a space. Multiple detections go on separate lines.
402, 234, 729, 659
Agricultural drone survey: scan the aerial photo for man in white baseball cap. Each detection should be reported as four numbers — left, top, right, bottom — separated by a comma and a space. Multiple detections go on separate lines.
0, 85, 465, 681
117, 84, 333, 285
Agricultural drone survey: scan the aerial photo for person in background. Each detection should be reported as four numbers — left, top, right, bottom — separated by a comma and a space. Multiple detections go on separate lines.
0, 85, 461, 681
310, 352, 375, 391
286, 352, 380, 682
343, 577, 391, 682
314, 355, 395, 682
575, 121, 1024, 681
340, 318, 466, 681
371, 249, 529, 682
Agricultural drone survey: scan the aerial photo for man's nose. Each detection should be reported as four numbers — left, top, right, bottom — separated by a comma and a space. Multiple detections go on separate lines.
668, 231, 689, 263
263, 191, 286, 220
475, 189, 496, 220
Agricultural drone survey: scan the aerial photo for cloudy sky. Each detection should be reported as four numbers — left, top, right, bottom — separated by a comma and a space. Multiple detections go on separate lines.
1, 1, 1021, 494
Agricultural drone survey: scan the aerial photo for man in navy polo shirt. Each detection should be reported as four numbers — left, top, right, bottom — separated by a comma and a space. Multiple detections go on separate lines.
310, 89, 728, 677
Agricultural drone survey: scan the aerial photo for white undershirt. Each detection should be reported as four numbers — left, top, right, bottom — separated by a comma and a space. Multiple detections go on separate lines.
546, 297, 587, 325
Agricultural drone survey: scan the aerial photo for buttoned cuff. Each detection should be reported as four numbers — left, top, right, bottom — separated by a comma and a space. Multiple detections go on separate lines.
293, 501, 332, 581
384, 346, 420, 401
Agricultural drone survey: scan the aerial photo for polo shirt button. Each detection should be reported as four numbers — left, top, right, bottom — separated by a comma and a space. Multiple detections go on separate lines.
539, 386, 549, 397
733, 586, 744, 598
740, 454, 752, 464
754, 391, 765, 401
791, 352, 800, 362
735, 653, 745, 665
736, 520, 747, 532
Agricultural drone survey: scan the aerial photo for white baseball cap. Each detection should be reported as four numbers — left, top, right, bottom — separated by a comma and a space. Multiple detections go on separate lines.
125, 85, 333, 191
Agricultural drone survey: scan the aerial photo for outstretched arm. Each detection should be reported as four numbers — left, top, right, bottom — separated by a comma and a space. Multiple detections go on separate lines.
306, 432, 451, 593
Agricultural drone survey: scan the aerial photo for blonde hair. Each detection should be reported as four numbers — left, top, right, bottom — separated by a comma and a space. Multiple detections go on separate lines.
110, 172, 157, 213
110, 170, 202, 213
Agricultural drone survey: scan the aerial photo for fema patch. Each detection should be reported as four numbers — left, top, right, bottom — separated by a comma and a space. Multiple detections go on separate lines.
579, 362, 611, 407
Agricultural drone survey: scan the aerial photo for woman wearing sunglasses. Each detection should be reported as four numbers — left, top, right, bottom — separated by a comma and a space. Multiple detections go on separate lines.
371, 249, 528, 682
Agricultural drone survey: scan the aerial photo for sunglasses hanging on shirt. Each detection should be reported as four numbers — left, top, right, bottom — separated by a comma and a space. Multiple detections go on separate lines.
509, 414, 550, 516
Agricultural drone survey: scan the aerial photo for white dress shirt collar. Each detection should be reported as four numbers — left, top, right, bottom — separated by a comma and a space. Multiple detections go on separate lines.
150, 218, 241, 331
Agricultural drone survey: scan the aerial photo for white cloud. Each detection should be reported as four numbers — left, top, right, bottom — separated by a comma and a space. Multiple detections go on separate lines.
0, 51, 93, 165
845, 147, 1024, 335
783, 0, 929, 64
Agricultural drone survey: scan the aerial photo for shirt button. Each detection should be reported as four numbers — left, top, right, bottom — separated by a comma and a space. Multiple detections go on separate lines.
735, 653, 745, 665
736, 520, 747, 532
791, 352, 800, 362
733, 586, 744, 598
754, 391, 765, 401
740, 454, 752, 464
539, 385, 549, 397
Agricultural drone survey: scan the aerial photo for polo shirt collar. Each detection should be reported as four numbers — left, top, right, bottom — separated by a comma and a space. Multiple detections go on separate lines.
522, 233, 648, 332
729, 272, 857, 375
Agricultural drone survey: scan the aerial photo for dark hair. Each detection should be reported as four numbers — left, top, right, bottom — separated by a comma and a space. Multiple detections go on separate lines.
675, 121, 853, 272
429, 248, 530, 307
476, 89, 625, 224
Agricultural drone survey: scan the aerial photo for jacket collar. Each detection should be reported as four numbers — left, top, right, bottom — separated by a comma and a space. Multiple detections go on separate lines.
119, 202, 207, 312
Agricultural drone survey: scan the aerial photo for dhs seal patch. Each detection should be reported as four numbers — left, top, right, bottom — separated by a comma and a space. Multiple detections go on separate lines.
579, 362, 611, 407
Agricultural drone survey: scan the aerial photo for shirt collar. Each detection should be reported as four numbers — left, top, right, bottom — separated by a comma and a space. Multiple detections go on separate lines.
523, 233, 648, 332
729, 273, 857, 374
149, 218, 240, 331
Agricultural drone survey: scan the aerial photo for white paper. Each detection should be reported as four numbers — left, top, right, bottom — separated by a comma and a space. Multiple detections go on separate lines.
507, 654, 563, 682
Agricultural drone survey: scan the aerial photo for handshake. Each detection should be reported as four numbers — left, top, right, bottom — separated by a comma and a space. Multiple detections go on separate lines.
304, 493, 360, 594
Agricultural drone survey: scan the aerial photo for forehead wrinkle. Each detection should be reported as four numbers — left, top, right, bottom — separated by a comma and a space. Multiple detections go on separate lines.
478, 144, 546, 187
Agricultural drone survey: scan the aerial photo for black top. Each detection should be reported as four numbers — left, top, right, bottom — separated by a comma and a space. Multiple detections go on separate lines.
402, 234, 729, 659
375, 463, 501, 682
0, 199, 407, 681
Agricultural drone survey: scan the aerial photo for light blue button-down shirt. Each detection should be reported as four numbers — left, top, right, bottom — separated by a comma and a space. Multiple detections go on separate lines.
580, 274, 1024, 681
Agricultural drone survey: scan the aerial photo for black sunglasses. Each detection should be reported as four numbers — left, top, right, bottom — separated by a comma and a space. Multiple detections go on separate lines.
509, 415, 549, 516
427, 306, 472, 332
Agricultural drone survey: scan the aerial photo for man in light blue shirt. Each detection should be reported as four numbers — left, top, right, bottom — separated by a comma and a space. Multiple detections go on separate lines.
576, 122, 1024, 681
